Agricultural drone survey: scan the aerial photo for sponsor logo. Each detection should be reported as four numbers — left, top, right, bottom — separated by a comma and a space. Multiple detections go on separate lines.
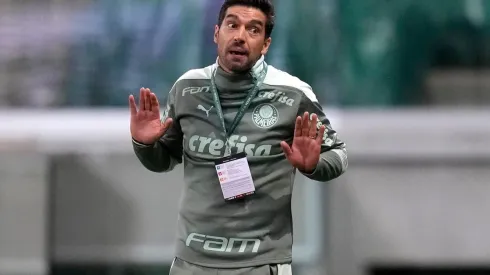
252, 104, 279, 129
188, 134, 272, 156
186, 233, 261, 253
257, 91, 295, 106
197, 104, 213, 117
182, 86, 210, 97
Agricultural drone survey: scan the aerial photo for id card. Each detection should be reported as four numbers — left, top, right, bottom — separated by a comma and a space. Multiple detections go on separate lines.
214, 152, 255, 201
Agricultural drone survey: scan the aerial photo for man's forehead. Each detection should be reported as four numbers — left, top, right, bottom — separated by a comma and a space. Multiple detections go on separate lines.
225, 6, 266, 24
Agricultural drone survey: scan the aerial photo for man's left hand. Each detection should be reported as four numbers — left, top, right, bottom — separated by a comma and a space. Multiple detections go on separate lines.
280, 112, 326, 174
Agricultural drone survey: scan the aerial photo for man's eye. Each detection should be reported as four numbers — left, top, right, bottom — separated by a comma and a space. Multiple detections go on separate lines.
250, 27, 259, 33
227, 23, 236, 28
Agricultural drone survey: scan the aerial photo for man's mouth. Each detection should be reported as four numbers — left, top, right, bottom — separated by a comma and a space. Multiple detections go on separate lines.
228, 49, 248, 56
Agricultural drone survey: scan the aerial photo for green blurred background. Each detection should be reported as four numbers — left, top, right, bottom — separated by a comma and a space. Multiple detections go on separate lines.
1, 0, 490, 275
2, 0, 490, 109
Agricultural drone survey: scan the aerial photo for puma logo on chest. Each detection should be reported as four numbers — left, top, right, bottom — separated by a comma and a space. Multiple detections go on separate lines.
197, 104, 213, 117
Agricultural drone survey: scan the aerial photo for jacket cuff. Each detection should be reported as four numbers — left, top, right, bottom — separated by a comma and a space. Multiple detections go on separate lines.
132, 138, 154, 148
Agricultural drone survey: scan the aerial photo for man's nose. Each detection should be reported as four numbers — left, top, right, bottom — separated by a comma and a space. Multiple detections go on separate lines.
233, 27, 246, 43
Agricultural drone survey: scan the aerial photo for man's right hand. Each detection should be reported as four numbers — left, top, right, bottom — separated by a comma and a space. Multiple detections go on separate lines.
129, 87, 173, 145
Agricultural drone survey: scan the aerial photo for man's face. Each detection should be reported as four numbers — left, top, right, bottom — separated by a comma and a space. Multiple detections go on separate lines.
214, 5, 271, 73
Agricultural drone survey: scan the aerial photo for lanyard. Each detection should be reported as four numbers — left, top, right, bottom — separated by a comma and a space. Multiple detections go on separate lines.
210, 63, 268, 156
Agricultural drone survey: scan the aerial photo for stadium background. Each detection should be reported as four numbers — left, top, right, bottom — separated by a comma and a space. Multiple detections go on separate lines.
1, 0, 490, 275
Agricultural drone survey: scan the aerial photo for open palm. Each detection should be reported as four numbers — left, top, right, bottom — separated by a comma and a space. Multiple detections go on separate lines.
129, 88, 173, 145
280, 112, 326, 174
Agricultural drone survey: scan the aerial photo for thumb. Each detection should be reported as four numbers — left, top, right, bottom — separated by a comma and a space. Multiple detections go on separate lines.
280, 141, 293, 160
158, 118, 173, 137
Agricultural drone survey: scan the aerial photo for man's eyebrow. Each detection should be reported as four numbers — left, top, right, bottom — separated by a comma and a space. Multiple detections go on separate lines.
224, 14, 239, 20
248, 19, 264, 27
224, 14, 264, 26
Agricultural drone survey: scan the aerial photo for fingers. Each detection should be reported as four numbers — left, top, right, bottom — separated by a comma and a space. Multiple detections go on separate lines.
280, 141, 293, 159
162, 117, 173, 130
150, 92, 160, 110
129, 95, 137, 116
137, 87, 160, 113
296, 112, 322, 141
158, 118, 173, 137
297, 112, 317, 138
309, 113, 318, 139
301, 112, 310, 137
139, 88, 145, 111
294, 116, 302, 137
144, 88, 151, 111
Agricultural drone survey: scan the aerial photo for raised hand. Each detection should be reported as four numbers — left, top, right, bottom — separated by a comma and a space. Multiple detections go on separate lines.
129, 88, 173, 145
280, 112, 326, 173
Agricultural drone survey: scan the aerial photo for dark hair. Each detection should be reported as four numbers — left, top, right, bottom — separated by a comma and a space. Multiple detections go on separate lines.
218, 0, 275, 38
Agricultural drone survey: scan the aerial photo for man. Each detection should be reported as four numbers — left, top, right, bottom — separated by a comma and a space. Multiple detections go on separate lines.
129, 0, 348, 274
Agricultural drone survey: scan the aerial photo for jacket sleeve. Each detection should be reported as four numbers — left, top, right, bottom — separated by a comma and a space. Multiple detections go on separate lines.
132, 84, 183, 173
297, 88, 348, 182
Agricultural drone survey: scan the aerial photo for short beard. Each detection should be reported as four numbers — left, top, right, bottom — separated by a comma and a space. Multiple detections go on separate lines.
229, 63, 253, 74
220, 57, 257, 75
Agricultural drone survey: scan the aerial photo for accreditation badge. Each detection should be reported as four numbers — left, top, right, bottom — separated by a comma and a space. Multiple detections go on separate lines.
214, 152, 255, 201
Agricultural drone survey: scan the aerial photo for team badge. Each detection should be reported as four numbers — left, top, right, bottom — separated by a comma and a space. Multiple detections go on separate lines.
252, 103, 279, 129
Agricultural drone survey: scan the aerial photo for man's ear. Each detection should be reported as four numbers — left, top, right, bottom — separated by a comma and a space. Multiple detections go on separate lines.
261, 37, 272, 55
214, 25, 219, 44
